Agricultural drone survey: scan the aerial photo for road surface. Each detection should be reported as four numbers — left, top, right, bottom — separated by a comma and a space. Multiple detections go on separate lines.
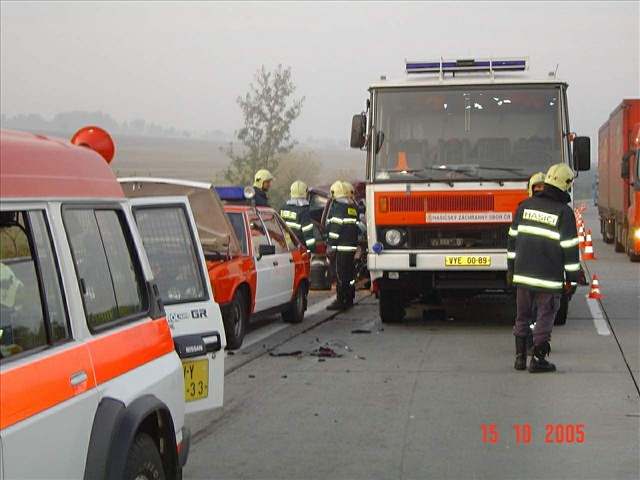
184, 205, 639, 480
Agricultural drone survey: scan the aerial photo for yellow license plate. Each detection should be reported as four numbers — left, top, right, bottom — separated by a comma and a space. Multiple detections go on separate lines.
445, 255, 491, 267
183, 359, 209, 402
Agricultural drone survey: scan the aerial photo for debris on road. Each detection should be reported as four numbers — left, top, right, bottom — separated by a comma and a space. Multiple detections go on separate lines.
351, 329, 371, 334
310, 346, 343, 358
269, 350, 304, 357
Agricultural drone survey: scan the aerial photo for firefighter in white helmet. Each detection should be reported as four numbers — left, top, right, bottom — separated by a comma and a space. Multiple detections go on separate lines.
528, 172, 546, 197
280, 180, 316, 252
253, 169, 274, 207
507, 163, 582, 373
326, 180, 359, 310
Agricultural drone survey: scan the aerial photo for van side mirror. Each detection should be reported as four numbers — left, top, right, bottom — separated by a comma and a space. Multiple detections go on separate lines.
572, 136, 590, 171
621, 152, 632, 179
350, 113, 367, 149
258, 244, 275, 259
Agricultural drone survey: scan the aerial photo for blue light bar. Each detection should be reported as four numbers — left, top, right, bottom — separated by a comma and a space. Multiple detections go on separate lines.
406, 57, 528, 75
215, 186, 246, 201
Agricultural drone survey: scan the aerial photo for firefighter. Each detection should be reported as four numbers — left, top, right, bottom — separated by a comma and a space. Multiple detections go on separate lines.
507, 163, 581, 373
326, 180, 359, 311
253, 169, 274, 207
528, 171, 546, 197
280, 180, 316, 252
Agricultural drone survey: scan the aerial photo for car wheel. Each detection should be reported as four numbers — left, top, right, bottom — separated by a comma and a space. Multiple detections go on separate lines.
379, 287, 405, 324
123, 433, 165, 480
223, 290, 248, 349
283, 284, 307, 324
554, 294, 569, 326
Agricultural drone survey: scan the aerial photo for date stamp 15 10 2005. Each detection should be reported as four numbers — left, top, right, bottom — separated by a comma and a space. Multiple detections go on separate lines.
481, 423, 586, 445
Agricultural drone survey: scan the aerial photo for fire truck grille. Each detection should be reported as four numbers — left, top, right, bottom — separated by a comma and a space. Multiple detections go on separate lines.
406, 225, 509, 249
388, 194, 495, 212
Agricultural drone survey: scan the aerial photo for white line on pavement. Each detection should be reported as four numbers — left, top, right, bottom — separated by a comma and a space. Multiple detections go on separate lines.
241, 296, 336, 350
305, 295, 336, 317
586, 297, 611, 336
241, 323, 289, 350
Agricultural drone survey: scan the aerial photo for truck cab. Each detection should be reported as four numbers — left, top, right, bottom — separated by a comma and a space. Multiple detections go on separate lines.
350, 57, 590, 322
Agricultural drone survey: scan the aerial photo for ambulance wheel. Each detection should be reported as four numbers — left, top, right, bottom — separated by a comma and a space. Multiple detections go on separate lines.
283, 284, 307, 324
379, 288, 405, 323
124, 433, 166, 480
554, 295, 569, 326
224, 290, 248, 350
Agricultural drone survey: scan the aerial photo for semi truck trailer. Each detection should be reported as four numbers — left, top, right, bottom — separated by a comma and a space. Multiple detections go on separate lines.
597, 99, 640, 261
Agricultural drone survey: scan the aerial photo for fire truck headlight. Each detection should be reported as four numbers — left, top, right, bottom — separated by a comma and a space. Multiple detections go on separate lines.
384, 228, 405, 247
634, 228, 640, 240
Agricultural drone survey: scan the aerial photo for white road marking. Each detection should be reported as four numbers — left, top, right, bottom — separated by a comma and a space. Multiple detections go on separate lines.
241, 323, 289, 350
241, 296, 336, 350
305, 296, 337, 317
586, 297, 611, 336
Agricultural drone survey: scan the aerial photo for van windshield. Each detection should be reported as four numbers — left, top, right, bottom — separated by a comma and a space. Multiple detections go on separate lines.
373, 85, 564, 182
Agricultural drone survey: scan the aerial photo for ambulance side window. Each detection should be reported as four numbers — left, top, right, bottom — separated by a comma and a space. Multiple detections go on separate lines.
64, 208, 147, 331
133, 206, 206, 305
1, 210, 68, 361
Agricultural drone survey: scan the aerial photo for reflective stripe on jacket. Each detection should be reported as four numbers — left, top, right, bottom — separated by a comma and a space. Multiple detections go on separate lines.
326, 200, 359, 250
279, 201, 316, 251
507, 185, 580, 292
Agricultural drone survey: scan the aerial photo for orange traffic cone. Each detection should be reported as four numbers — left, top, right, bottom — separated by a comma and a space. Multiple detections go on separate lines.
578, 224, 586, 250
395, 151, 409, 171
587, 274, 604, 299
583, 229, 596, 260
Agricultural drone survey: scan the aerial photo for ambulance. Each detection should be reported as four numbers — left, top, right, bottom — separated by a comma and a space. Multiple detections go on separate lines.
350, 58, 591, 323
0, 126, 225, 479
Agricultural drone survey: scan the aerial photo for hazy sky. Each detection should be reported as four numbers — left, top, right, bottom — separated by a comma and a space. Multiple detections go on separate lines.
1, 1, 638, 141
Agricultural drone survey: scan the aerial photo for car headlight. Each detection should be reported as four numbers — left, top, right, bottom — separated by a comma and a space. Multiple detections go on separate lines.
634, 228, 640, 240
385, 228, 405, 247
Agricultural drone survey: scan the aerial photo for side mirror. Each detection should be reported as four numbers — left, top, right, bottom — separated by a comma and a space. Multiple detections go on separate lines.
257, 244, 276, 259
350, 113, 366, 149
621, 152, 632, 179
572, 136, 590, 171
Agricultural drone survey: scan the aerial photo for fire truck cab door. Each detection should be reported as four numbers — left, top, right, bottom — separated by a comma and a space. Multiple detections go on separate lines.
129, 196, 226, 414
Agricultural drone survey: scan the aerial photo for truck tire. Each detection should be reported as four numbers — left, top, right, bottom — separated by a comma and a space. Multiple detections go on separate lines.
283, 284, 307, 324
123, 433, 166, 480
223, 290, 248, 350
554, 294, 569, 326
379, 288, 405, 323
626, 231, 640, 262
614, 224, 625, 252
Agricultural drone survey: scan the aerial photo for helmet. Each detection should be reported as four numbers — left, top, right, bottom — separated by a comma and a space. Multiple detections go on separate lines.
253, 169, 274, 188
330, 180, 347, 199
342, 181, 355, 198
544, 163, 575, 192
528, 172, 546, 197
290, 180, 309, 199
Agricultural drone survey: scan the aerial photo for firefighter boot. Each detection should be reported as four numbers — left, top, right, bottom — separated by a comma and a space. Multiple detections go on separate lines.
326, 298, 345, 311
514, 336, 527, 370
529, 342, 556, 373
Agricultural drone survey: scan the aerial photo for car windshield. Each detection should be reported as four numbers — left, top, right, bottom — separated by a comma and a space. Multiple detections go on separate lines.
373, 85, 564, 182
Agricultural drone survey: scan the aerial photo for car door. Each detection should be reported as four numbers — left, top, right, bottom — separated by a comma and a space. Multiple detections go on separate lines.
259, 210, 294, 308
248, 211, 280, 311
129, 196, 225, 413
1, 207, 99, 479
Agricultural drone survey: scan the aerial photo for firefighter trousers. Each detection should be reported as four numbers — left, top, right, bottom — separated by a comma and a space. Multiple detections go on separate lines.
513, 287, 561, 345
334, 251, 356, 305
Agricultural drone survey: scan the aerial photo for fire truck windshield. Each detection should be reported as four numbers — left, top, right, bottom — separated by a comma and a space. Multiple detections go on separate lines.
373, 85, 564, 182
